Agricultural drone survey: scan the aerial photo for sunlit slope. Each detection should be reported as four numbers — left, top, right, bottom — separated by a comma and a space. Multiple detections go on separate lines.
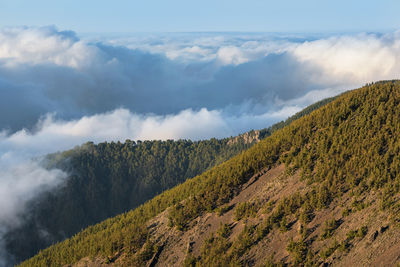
22, 81, 400, 266
8, 95, 335, 265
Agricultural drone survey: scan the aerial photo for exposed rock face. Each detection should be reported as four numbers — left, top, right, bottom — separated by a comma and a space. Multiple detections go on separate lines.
227, 130, 261, 145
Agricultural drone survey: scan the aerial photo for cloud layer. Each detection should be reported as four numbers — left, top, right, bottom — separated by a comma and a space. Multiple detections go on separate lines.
1, 26, 400, 265
1, 27, 399, 133
0, 104, 301, 266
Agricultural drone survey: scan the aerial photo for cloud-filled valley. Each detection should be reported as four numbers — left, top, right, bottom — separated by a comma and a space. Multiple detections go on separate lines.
1, 26, 400, 265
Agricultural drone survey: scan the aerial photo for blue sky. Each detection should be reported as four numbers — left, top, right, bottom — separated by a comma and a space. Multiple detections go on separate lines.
0, 0, 399, 33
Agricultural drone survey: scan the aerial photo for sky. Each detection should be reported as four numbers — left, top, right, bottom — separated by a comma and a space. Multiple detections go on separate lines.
1, 1, 400, 265
0, 0, 399, 33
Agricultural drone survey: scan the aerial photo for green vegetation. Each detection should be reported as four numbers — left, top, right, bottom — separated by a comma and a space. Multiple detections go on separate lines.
215, 204, 231, 216
352, 198, 368, 211
299, 200, 314, 224
320, 239, 339, 259
287, 239, 309, 265
338, 226, 368, 253
217, 223, 232, 238
320, 219, 340, 240
234, 201, 259, 221
21, 81, 400, 266
345, 226, 368, 240
10, 94, 335, 264
7, 137, 253, 262
264, 256, 285, 267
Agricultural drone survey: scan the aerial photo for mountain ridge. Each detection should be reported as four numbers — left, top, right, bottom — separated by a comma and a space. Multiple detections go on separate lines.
23, 80, 400, 266
5, 96, 335, 265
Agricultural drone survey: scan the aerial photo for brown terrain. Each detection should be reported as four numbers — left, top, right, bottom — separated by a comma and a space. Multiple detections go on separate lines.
71, 163, 400, 267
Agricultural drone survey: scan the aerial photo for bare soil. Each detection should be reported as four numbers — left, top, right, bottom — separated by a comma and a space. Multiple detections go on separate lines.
73, 164, 400, 266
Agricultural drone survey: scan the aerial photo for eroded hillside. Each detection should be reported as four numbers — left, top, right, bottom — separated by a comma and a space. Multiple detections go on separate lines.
20, 80, 400, 266
71, 164, 399, 266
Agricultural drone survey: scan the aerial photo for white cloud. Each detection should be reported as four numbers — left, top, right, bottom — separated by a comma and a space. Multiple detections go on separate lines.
0, 160, 66, 227
0, 103, 301, 256
0, 139, 67, 266
3, 27, 400, 133
290, 33, 400, 84
216, 46, 249, 65
0, 106, 299, 154
0, 26, 101, 69
3, 27, 400, 264
103, 31, 400, 85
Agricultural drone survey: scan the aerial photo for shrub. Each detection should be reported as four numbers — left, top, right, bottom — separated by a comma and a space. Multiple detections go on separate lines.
234, 202, 258, 221
320, 219, 340, 240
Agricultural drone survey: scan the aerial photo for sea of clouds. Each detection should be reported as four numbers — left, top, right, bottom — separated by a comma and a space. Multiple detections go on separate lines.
1, 26, 400, 264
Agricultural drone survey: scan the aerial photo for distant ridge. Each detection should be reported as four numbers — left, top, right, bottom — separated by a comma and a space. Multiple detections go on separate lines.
14, 87, 340, 266
5, 85, 336, 265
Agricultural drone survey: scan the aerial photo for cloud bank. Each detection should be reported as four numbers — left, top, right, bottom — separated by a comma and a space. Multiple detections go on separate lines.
0, 104, 301, 265
1, 27, 399, 133
0, 146, 66, 266
1, 26, 400, 265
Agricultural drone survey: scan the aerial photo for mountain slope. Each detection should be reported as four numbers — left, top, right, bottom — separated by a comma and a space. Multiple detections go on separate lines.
29, 79, 400, 267
6, 138, 252, 263
6, 96, 335, 265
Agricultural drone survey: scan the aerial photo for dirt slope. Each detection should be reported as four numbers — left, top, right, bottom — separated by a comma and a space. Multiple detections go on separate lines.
72, 162, 400, 267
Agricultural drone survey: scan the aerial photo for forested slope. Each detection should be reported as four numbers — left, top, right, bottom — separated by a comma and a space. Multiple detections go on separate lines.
7, 97, 334, 264
6, 138, 251, 263
20, 81, 400, 266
